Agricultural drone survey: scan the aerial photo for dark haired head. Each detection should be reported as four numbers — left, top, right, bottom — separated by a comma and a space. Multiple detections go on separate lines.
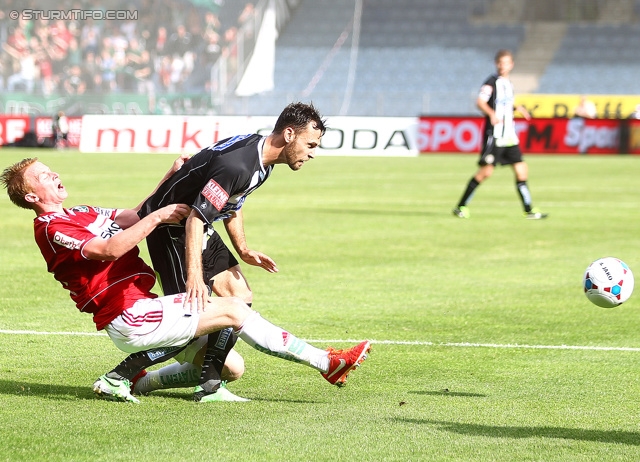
273, 102, 327, 136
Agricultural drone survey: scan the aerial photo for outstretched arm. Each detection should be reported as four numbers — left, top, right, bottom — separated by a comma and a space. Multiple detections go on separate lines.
83, 204, 191, 261
115, 154, 190, 229
515, 104, 532, 121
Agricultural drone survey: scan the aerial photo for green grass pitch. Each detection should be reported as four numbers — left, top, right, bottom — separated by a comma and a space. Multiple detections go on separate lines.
1, 148, 640, 461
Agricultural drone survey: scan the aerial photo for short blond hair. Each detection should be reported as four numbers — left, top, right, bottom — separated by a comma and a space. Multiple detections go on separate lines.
0, 158, 38, 209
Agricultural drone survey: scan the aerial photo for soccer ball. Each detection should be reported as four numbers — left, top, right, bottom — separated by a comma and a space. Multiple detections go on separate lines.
583, 257, 634, 308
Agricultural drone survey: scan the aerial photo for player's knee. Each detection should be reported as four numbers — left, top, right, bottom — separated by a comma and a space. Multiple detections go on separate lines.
222, 350, 245, 382
229, 279, 252, 304
225, 297, 253, 327
197, 297, 252, 336
478, 170, 493, 182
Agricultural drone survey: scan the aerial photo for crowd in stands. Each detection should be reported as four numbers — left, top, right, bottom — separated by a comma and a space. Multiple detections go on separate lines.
0, 0, 255, 97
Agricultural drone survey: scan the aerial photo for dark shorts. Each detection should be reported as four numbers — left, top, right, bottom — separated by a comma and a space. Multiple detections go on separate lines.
479, 135, 524, 166
146, 224, 239, 296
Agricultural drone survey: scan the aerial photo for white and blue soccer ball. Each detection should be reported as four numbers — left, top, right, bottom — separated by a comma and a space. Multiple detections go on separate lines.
583, 257, 634, 308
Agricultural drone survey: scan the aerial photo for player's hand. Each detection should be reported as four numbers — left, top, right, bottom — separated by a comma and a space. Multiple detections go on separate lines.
171, 154, 190, 173
156, 204, 191, 224
184, 277, 210, 313
240, 249, 278, 273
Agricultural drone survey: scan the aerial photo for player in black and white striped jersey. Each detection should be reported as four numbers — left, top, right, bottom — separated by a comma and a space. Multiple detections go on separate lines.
453, 49, 548, 220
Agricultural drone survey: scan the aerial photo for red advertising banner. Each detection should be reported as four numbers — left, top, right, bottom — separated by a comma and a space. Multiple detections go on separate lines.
0, 115, 30, 145
418, 116, 629, 155
525, 117, 620, 154
0, 115, 81, 147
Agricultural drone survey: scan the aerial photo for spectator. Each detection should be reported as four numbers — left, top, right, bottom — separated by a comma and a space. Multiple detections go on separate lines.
134, 49, 156, 112
0, 0, 261, 103
5, 26, 28, 56
120, 19, 138, 43
167, 25, 192, 57
222, 26, 238, 76
184, 31, 221, 92
62, 64, 87, 95
83, 51, 102, 92
80, 20, 101, 57
203, 11, 221, 37
3, 26, 27, 79
153, 26, 169, 58
155, 54, 173, 93
201, 30, 222, 66
169, 53, 186, 92
65, 37, 82, 68
99, 48, 117, 92
49, 20, 72, 56
33, 39, 54, 95
238, 2, 256, 40
121, 37, 144, 91
238, 3, 255, 26
6, 47, 37, 93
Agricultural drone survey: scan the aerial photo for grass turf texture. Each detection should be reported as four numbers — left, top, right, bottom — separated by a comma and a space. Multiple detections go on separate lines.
1, 148, 640, 461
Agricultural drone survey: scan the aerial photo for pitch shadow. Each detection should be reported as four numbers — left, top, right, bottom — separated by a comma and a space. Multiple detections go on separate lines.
0, 379, 97, 401
0, 380, 319, 404
150, 390, 319, 404
392, 418, 640, 446
410, 390, 487, 398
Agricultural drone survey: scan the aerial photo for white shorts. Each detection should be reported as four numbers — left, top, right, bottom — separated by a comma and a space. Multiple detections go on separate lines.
105, 293, 200, 354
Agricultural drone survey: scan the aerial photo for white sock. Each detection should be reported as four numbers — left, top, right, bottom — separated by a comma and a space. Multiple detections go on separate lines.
236, 311, 330, 372
133, 362, 201, 394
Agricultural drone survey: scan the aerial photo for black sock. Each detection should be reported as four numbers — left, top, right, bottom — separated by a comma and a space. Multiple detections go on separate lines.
458, 178, 479, 208
193, 328, 238, 400
108, 345, 189, 381
516, 180, 532, 212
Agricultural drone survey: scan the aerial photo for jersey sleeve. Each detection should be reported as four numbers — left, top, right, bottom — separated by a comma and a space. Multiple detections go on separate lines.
478, 75, 496, 102
40, 218, 97, 260
190, 154, 250, 225
41, 207, 119, 258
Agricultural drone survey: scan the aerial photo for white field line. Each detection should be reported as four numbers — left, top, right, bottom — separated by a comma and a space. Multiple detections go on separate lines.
2, 330, 640, 352
0, 329, 107, 336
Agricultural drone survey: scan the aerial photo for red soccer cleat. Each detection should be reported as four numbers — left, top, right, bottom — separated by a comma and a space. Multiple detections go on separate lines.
322, 340, 371, 387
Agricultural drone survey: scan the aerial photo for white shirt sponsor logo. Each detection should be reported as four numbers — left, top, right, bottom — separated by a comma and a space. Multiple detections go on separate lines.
86, 217, 122, 239
53, 231, 83, 250
201, 179, 230, 211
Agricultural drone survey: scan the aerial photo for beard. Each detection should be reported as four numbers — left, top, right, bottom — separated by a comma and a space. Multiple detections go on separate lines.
282, 142, 303, 171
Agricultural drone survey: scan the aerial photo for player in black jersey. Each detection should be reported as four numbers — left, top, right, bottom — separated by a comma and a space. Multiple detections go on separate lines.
107, 102, 330, 402
453, 49, 548, 220
139, 102, 326, 310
